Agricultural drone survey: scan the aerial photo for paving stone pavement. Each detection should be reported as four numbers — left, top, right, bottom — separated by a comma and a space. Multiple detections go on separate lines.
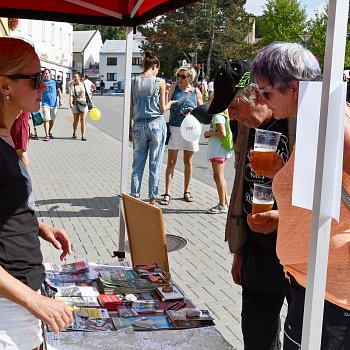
29, 105, 285, 349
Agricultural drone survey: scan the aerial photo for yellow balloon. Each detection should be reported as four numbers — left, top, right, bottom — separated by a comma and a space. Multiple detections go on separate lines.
90, 107, 101, 121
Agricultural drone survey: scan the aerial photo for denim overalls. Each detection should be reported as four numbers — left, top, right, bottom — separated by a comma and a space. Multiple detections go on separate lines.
130, 76, 166, 199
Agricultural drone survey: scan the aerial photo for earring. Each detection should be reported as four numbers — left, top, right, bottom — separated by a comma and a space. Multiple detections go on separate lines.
5, 95, 9, 100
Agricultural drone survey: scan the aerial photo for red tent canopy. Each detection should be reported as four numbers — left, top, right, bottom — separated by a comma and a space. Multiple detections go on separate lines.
0, 0, 199, 26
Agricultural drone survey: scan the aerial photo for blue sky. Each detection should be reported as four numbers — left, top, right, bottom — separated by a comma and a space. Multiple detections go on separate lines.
245, 0, 327, 17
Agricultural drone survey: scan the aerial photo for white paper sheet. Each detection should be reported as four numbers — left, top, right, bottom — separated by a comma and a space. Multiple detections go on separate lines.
292, 81, 345, 221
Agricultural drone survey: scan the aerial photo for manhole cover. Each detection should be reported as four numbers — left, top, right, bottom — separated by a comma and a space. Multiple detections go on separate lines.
124, 234, 187, 253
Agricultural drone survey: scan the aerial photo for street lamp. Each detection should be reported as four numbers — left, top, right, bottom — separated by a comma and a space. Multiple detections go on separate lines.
299, 33, 312, 48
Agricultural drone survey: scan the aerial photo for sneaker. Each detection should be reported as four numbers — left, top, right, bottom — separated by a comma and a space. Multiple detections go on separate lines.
207, 204, 228, 214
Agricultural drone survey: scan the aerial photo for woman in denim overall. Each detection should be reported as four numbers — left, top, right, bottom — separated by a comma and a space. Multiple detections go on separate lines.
130, 51, 176, 205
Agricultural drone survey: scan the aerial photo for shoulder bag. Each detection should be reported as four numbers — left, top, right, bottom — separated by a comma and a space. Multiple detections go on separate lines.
83, 83, 94, 111
73, 85, 87, 112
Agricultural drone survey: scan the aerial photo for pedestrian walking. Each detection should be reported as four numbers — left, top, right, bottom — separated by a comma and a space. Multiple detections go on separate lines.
82, 75, 96, 98
0, 36, 73, 349
130, 51, 176, 205
160, 65, 203, 205
42, 68, 59, 141
100, 80, 105, 95
69, 72, 88, 141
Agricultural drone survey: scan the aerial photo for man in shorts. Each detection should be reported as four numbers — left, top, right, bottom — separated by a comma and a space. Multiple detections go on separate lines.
42, 69, 58, 141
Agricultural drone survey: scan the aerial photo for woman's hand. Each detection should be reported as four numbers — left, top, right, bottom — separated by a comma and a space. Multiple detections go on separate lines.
247, 210, 279, 234
250, 151, 285, 179
204, 131, 211, 139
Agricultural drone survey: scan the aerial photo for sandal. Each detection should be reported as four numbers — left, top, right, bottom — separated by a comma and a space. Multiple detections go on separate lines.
184, 192, 194, 202
72, 133, 77, 139
43, 136, 49, 141
81, 137, 87, 141
160, 194, 170, 206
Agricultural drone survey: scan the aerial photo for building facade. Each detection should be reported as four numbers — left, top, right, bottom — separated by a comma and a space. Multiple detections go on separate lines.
99, 39, 143, 90
11, 19, 73, 93
73, 30, 103, 82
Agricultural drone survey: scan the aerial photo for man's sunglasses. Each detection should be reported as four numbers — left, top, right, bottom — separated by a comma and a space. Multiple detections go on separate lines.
6, 72, 44, 89
177, 73, 189, 79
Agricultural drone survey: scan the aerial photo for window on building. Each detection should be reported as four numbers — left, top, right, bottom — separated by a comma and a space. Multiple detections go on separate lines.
107, 73, 117, 81
107, 57, 117, 65
132, 57, 142, 66
51, 23, 55, 45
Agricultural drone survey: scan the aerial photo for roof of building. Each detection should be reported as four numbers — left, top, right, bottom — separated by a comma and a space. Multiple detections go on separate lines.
101, 39, 142, 54
73, 30, 98, 52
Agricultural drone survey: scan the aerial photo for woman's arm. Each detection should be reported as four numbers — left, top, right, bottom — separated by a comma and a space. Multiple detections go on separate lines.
159, 80, 177, 113
204, 121, 226, 139
166, 82, 176, 104
0, 266, 73, 334
195, 87, 204, 106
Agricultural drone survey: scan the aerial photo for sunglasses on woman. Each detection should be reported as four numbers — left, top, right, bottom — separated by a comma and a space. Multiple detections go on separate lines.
177, 73, 189, 79
5, 72, 44, 89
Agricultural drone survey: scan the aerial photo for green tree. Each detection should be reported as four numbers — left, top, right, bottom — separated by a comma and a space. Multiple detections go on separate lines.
307, 6, 350, 69
259, 0, 307, 44
138, 0, 258, 79
73, 24, 125, 42
307, 6, 328, 68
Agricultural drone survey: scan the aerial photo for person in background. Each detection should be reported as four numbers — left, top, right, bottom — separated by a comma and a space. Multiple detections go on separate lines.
251, 41, 350, 349
130, 51, 176, 205
69, 72, 88, 141
82, 75, 96, 99
208, 60, 293, 349
95, 79, 101, 95
100, 80, 105, 95
56, 75, 63, 106
160, 65, 203, 205
10, 111, 31, 168
204, 84, 232, 213
0, 36, 73, 350
42, 68, 58, 141
202, 75, 209, 102
208, 79, 214, 100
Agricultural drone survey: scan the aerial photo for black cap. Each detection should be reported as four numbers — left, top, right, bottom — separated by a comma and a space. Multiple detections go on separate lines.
208, 61, 251, 114
191, 104, 214, 125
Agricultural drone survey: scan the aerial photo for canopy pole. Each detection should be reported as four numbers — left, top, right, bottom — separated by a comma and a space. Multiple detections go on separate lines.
301, 0, 348, 348
117, 27, 133, 260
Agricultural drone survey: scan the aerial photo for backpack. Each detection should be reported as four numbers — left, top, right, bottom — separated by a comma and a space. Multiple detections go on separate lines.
211, 112, 233, 151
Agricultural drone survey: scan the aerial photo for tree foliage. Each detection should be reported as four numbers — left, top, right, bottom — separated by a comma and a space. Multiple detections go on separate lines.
307, 6, 328, 68
259, 0, 307, 45
138, 0, 260, 80
73, 24, 125, 42
307, 5, 350, 69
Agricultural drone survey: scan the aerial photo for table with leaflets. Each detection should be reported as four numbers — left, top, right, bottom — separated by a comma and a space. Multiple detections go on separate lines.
43, 261, 234, 350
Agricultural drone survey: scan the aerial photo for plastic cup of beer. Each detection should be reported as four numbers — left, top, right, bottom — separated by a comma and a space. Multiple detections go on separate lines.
252, 183, 274, 218
252, 129, 282, 176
